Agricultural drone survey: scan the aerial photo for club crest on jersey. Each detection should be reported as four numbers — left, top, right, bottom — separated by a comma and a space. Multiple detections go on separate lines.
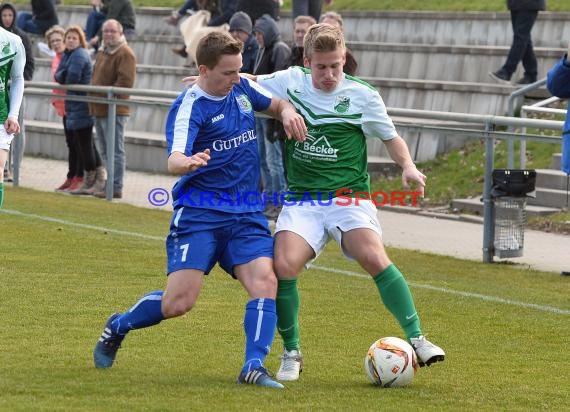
334, 96, 350, 113
0, 41, 11, 56
236, 94, 253, 113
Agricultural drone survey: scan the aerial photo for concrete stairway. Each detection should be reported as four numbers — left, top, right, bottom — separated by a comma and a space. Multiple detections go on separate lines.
20, 6, 567, 174
452, 157, 570, 215
35, 6, 570, 47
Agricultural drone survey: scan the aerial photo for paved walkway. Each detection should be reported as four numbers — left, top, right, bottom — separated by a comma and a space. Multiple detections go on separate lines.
8, 157, 570, 274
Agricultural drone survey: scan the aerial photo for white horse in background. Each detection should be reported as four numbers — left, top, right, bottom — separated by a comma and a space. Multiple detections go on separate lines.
179, 10, 230, 67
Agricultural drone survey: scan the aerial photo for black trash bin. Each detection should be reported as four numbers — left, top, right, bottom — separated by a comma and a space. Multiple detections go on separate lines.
491, 169, 536, 258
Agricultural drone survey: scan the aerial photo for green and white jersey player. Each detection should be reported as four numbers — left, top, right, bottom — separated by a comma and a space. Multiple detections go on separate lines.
255, 23, 446, 382
0, 26, 25, 208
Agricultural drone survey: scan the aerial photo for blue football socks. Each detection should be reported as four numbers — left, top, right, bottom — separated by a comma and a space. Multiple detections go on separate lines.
111, 290, 165, 335
241, 298, 277, 374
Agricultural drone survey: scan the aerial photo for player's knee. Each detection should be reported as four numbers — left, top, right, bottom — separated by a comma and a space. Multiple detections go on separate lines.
161, 295, 196, 318
273, 255, 301, 279
358, 253, 390, 276
255, 271, 278, 297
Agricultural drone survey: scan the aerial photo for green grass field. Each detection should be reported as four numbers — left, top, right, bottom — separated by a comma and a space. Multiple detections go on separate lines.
1, 187, 569, 411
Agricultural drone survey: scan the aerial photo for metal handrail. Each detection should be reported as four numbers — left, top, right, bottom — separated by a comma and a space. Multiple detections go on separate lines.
519, 95, 567, 168
19, 82, 179, 200
506, 78, 549, 169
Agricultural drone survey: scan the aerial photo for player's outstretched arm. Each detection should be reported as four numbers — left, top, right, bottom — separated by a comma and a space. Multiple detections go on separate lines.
265, 98, 307, 142
168, 149, 211, 175
384, 136, 426, 196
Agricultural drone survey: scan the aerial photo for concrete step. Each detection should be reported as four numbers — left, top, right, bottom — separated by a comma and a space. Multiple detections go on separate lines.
34, 5, 180, 36
22, 120, 393, 176
24, 59, 522, 160
351, 43, 564, 82
365, 77, 516, 115
31, 57, 193, 92
25, 76, 511, 141
528, 187, 570, 209
535, 168, 570, 190
23, 120, 169, 174
33, 35, 564, 81
45, 6, 570, 47
452, 197, 561, 216
23, 95, 172, 138
27, 58, 520, 130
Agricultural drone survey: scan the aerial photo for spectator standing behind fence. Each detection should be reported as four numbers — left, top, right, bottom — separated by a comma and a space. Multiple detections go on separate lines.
252, 14, 290, 220
55, 25, 106, 196
228, 11, 257, 73
16, 0, 59, 36
86, 0, 137, 53
90, 19, 136, 199
288, 15, 315, 67
1, 3, 35, 184
47, 26, 85, 193
320, 11, 357, 75
489, 0, 546, 85
546, 44, 570, 177
292, 0, 332, 22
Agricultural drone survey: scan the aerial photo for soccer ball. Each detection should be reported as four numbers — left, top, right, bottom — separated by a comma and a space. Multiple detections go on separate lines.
364, 336, 418, 387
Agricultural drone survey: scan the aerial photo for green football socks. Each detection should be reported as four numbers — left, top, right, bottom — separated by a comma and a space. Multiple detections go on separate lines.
0, 182, 4, 208
276, 278, 301, 351
373, 264, 422, 339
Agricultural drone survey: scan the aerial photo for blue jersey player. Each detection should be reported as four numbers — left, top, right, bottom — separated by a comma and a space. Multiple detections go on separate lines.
93, 31, 307, 389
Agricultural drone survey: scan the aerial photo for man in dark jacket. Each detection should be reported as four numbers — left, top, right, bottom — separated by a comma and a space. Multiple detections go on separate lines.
16, 0, 59, 36
288, 15, 315, 67
489, 0, 546, 85
228, 11, 257, 74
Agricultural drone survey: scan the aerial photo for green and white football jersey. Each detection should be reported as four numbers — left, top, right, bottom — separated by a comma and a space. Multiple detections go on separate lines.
258, 67, 397, 199
0, 28, 25, 124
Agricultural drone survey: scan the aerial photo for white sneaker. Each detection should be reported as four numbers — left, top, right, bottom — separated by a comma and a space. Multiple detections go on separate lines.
276, 349, 303, 381
410, 336, 445, 367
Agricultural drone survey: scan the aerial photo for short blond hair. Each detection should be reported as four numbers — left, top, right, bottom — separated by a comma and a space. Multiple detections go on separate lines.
303, 23, 345, 61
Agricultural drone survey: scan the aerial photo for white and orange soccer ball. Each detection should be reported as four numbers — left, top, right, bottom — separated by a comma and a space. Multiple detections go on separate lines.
364, 336, 418, 387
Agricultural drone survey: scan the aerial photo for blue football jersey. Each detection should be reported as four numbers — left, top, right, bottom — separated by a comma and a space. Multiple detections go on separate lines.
165, 77, 272, 212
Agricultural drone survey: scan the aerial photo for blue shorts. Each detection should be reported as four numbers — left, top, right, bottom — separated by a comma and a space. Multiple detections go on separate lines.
165, 207, 273, 277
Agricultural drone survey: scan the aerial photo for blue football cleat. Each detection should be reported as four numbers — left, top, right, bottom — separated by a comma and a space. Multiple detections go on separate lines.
237, 366, 284, 389
93, 312, 125, 368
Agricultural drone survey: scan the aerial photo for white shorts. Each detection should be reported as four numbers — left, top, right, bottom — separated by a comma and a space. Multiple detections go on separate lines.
275, 198, 383, 258
0, 126, 14, 151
